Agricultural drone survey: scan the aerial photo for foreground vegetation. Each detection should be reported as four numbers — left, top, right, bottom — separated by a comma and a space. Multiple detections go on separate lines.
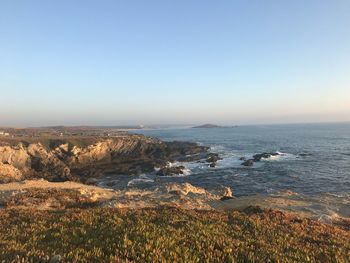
0, 207, 349, 262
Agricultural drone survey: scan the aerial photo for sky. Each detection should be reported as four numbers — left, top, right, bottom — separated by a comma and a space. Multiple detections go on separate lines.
0, 0, 350, 127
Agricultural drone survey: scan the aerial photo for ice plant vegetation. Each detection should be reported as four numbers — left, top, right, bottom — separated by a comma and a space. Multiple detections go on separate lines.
0, 207, 349, 262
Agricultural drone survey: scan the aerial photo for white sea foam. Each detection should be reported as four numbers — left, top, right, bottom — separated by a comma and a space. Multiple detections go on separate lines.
182, 168, 192, 176
210, 145, 227, 152
261, 152, 297, 161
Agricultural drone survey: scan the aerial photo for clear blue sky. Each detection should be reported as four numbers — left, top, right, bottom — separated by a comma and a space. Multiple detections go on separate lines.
1, 0, 349, 126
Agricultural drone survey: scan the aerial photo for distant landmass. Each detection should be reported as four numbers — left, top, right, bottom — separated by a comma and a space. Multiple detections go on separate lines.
192, 124, 221, 129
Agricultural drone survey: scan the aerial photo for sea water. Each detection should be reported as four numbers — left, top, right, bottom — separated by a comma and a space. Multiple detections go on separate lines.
100, 122, 350, 219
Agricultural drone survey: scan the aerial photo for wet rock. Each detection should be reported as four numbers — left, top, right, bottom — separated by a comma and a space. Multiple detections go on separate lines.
241, 159, 254, 167
206, 153, 221, 168
239, 157, 246, 161
157, 166, 185, 176
206, 153, 222, 163
176, 152, 208, 162
253, 152, 279, 162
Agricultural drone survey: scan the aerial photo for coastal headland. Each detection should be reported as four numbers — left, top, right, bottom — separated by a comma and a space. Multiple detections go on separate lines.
0, 127, 349, 262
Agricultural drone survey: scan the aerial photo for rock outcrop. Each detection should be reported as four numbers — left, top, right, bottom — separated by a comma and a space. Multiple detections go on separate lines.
0, 163, 23, 183
206, 153, 222, 168
241, 152, 281, 166
0, 135, 209, 183
253, 152, 279, 162
0, 180, 231, 210
241, 159, 254, 167
157, 166, 185, 176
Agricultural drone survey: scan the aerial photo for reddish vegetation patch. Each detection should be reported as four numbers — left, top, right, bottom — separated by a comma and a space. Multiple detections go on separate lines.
0, 207, 349, 262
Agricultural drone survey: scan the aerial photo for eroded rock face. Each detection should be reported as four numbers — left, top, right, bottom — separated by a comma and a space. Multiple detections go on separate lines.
28, 143, 72, 182
0, 144, 31, 171
0, 163, 23, 183
0, 135, 209, 183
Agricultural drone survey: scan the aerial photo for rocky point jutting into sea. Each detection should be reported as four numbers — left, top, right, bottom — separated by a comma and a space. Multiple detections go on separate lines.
0, 132, 232, 210
0, 134, 212, 183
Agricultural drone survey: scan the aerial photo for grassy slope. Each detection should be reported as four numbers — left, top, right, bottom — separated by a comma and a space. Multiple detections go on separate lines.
0, 208, 349, 263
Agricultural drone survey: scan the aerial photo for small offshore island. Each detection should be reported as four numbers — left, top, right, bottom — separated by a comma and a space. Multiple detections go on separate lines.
0, 126, 349, 262
192, 124, 222, 128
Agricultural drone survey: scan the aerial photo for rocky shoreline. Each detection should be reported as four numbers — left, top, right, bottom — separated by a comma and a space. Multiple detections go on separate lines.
0, 135, 349, 262
0, 135, 215, 184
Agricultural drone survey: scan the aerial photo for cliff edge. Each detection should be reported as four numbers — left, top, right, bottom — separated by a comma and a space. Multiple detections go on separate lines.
0, 135, 208, 183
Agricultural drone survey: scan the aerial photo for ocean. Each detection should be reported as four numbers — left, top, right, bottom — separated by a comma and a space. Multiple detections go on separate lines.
103, 122, 350, 219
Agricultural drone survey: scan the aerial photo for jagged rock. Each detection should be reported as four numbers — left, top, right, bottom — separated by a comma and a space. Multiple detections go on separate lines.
239, 157, 246, 161
208, 186, 233, 201
27, 143, 73, 182
222, 186, 233, 198
253, 152, 279, 162
0, 135, 208, 183
165, 183, 208, 196
0, 144, 31, 170
157, 166, 185, 176
206, 153, 221, 163
0, 163, 23, 183
205, 153, 221, 168
241, 159, 254, 167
